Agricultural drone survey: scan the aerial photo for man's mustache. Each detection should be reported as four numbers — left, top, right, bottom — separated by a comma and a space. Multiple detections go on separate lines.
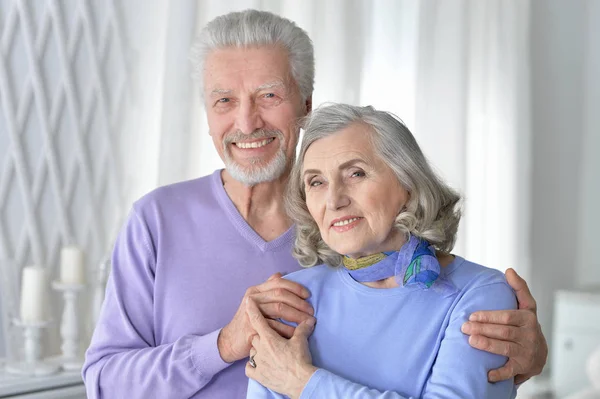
223, 129, 284, 145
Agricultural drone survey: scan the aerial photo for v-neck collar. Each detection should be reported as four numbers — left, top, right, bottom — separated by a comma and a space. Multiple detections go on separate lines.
211, 169, 295, 252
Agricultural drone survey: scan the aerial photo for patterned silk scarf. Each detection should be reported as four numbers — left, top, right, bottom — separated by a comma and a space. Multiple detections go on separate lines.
342, 235, 441, 288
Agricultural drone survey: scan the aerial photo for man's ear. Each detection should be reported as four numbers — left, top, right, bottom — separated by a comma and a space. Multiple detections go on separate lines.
305, 96, 313, 114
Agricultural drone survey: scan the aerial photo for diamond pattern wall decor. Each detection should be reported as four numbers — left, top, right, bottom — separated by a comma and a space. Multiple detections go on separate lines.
0, 0, 129, 343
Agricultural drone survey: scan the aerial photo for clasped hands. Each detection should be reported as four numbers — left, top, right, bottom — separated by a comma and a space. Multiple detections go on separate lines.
219, 269, 547, 397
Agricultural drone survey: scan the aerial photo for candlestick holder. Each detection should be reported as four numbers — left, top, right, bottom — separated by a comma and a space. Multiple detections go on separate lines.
52, 281, 85, 370
5, 319, 60, 376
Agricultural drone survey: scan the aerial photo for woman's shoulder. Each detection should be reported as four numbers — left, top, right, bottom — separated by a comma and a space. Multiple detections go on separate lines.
283, 264, 339, 289
443, 256, 517, 310
443, 256, 510, 291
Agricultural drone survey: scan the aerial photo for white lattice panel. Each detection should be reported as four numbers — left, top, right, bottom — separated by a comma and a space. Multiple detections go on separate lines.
0, 0, 128, 302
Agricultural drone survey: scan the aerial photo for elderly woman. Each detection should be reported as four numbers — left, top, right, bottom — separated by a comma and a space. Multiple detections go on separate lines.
245, 104, 518, 398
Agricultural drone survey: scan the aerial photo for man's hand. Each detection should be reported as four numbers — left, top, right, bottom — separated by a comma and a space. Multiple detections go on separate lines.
218, 273, 314, 363
245, 297, 317, 399
461, 268, 548, 384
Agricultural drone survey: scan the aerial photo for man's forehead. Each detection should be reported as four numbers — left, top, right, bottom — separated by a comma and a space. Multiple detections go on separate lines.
204, 47, 294, 85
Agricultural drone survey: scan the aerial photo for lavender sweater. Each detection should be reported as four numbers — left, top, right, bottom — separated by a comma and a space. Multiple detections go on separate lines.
82, 170, 302, 398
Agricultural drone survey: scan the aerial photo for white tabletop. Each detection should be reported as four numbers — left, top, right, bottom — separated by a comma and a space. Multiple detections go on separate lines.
0, 358, 83, 397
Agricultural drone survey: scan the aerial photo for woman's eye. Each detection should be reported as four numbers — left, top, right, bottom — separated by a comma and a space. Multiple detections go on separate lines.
309, 180, 322, 187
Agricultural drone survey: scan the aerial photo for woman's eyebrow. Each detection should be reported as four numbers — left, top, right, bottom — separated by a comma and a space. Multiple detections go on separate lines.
303, 168, 321, 177
303, 159, 366, 177
338, 158, 367, 169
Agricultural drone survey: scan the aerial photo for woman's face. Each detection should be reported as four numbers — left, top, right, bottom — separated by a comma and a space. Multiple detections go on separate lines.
302, 123, 410, 258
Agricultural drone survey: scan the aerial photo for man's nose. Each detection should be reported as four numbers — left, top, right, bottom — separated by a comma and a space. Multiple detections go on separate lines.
234, 100, 265, 134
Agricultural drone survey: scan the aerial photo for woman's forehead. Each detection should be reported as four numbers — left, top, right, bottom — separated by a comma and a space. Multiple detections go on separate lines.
302, 130, 377, 171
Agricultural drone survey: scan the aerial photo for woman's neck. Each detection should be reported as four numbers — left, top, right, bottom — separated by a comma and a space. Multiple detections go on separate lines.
360, 252, 455, 289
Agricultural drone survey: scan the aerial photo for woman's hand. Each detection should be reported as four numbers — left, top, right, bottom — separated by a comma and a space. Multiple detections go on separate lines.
244, 297, 318, 399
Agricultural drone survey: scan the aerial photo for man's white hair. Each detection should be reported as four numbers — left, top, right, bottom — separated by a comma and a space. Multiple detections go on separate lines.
190, 9, 315, 100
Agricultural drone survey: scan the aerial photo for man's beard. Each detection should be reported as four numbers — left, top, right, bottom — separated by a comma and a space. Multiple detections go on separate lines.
222, 129, 288, 186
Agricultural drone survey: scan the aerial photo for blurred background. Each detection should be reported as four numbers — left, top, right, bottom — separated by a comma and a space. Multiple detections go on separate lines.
0, 0, 598, 398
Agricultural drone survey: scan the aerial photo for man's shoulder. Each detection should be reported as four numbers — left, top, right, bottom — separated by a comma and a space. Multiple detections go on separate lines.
133, 171, 220, 214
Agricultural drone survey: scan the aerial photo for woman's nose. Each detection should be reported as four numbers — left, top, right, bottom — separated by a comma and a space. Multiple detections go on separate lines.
326, 184, 350, 211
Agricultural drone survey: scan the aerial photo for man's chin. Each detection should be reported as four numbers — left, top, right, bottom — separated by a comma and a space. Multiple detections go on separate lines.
225, 162, 286, 186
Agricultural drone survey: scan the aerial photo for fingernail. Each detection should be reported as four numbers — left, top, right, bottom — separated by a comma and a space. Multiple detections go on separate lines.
461, 322, 471, 333
469, 314, 478, 321
307, 317, 316, 327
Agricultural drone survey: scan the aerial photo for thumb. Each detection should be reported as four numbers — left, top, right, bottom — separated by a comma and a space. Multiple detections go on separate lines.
505, 268, 536, 312
245, 297, 268, 333
293, 317, 316, 340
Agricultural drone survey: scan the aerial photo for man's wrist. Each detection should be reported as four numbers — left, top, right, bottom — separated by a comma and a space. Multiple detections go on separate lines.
217, 327, 236, 363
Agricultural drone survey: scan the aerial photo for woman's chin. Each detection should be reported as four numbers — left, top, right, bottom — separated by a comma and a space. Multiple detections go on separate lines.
329, 244, 367, 258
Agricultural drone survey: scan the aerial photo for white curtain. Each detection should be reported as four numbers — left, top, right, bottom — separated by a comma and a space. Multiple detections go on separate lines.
182, 0, 532, 276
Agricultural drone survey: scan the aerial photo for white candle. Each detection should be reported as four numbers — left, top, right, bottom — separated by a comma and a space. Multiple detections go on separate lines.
60, 246, 85, 284
20, 266, 48, 323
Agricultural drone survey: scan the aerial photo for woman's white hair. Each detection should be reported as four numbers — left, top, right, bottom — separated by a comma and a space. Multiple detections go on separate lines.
286, 103, 462, 268
190, 9, 314, 101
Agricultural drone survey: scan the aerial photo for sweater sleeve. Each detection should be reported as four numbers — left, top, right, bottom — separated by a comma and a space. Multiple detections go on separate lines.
82, 208, 231, 398
247, 282, 517, 399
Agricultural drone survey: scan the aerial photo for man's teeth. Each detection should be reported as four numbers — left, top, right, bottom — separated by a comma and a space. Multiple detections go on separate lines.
235, 138, 274, 149
333, 218, 360, 227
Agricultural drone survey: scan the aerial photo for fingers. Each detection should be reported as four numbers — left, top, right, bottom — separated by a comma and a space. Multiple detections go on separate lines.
251, 289, 314, 316
245, 298, 277, 338
487, 361, 516, 382
461, 321, 520, 341
251, 334, 260, 348
267, 272, 283, 281
260, 302, 313, 325
256, 278, 311, 300
505, 268, 537, 313
468, 309, 532, 327
293, 317, 316, 340
468, 335, 519, 358
266, 319, 295, 338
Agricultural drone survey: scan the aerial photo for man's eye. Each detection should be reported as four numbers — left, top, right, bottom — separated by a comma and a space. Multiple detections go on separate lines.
217, 98, 230, 103
264, 93, 275, 99
351, 171, 365, 178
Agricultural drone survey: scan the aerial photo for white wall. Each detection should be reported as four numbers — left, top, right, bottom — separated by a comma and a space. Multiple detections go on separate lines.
0, 0, 196, 357
529, 0, 600, 355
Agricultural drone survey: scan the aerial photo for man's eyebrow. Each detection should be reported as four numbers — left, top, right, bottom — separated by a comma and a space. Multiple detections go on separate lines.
210, 88, 233, 97
255, 81, 286, 92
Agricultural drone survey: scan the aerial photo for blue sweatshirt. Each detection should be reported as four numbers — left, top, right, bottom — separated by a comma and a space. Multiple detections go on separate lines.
247, 257, 518, 398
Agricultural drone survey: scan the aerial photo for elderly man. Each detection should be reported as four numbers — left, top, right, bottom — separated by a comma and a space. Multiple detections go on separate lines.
83, 9, 547, 399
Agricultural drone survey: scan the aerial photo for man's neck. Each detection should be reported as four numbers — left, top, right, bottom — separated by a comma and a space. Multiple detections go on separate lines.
221, 169, 293, 241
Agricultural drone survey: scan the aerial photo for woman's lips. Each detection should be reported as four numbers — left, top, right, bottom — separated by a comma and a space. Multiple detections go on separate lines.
330, 217, 363, 233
